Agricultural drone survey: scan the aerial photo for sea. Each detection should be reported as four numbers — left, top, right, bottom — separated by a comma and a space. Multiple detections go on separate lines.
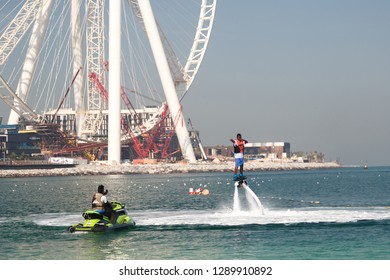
1, 166, 390, 261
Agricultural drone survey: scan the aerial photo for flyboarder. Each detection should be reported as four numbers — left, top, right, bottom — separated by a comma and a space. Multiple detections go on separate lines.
230, 133, 248, 181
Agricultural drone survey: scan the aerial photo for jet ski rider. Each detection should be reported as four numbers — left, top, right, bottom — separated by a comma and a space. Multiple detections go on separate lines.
92, 184, 113, 219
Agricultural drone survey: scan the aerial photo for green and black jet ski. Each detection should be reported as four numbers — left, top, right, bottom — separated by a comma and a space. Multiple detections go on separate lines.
67, 201, 135, 233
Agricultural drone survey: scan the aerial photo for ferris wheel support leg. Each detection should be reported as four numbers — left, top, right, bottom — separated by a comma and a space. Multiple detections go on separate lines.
7, 0, 52, 125
137, 0, 196, 163
108, 0, 122, 164
71, 0, 85, 137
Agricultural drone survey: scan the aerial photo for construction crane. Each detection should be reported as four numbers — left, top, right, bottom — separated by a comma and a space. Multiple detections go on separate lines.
88, 71, 175, 159
51, 67, 82, 123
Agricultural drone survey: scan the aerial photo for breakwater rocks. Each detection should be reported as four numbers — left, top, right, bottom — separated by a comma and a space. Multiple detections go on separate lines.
0, 161, 341, 178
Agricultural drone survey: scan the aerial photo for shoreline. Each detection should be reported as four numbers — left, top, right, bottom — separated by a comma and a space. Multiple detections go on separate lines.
0, 161, 342, 178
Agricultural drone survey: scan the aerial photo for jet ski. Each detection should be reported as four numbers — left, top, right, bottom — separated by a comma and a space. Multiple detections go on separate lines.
67, 201, 135, 233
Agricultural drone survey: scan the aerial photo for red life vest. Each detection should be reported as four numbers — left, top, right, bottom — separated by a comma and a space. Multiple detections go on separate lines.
234, 139, 246, 154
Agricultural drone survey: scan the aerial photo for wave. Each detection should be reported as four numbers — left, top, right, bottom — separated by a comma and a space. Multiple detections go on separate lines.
127, 206, 390, 227
9, 206, 388, 229
133, 207, 390, 226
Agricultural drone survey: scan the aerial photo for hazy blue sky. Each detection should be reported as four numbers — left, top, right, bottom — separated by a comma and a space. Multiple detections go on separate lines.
182, 0, 390, 166
0, 1, 389, 166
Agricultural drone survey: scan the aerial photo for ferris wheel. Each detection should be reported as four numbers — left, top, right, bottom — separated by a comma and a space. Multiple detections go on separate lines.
0, 0, 217, 162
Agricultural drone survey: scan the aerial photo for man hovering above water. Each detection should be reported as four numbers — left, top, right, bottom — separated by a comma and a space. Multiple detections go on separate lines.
230, 133, 248, 181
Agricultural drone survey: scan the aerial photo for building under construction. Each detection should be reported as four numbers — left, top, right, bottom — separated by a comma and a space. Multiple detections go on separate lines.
0, 105, 198, 162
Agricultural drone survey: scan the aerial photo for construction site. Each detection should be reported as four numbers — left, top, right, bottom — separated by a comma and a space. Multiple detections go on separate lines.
0, 108, 208, 163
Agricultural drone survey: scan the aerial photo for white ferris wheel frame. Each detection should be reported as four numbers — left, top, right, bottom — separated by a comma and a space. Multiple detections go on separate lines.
0, 0, 217, 163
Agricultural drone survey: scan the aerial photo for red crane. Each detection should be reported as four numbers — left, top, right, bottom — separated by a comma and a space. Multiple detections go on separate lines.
88, 70, 175, 159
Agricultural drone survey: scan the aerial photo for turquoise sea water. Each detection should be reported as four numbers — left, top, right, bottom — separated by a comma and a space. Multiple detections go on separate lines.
1, 166, 390, 260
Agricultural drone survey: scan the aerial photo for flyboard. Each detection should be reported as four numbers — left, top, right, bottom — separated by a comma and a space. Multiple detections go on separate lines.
233, 177, 264, 214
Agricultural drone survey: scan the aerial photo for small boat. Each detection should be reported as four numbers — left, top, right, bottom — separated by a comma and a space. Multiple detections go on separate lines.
188, 187, 210, 196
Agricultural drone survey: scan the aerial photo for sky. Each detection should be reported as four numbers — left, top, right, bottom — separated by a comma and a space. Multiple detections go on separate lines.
0, 0, 389, 166
182, 0, 390, 166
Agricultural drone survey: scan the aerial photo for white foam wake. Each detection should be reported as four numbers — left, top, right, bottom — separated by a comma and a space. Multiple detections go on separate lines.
233, 180, 264, 214
131, 207, 390, 227
242, 182, 264, 214
24, 207, 390, 228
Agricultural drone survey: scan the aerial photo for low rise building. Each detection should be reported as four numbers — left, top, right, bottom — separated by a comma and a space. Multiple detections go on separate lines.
0, 125, 41, 158
204, 142, 291, 160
